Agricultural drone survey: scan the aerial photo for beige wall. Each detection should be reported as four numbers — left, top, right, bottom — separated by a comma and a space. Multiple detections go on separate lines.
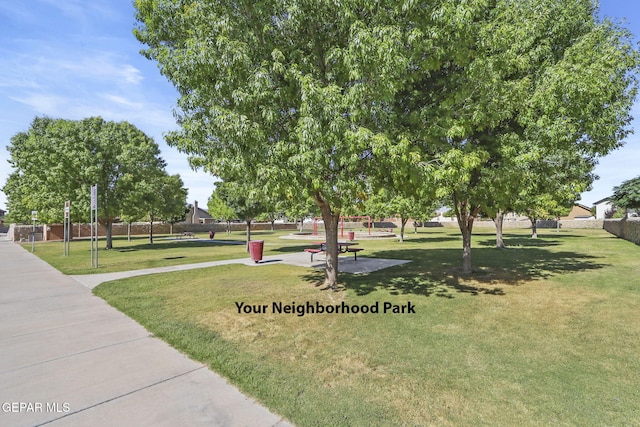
603, 217, 640, 245
9, 222, 298, 241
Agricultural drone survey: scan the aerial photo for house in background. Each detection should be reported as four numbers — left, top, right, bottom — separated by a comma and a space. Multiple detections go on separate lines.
561, 203, 593, 220
185, 201, 214, 224
593, 197, 613, 219
0, 208, 7, 233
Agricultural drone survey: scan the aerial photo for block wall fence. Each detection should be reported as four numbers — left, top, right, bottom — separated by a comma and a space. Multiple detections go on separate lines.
603, 217, 640, 246
8, 222, 298, 242
9, 218, 639, 247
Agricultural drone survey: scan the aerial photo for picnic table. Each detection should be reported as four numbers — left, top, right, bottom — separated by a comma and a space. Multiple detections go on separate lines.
304, 241, 364, 261
176, 231, 195, 239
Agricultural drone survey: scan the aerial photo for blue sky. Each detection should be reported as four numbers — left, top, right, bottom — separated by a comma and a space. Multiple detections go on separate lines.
1, 0, 639, 212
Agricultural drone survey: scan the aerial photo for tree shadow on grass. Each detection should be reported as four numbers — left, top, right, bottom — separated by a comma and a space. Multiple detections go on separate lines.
476, 235, 563, 248
114, 239, 245, 251
307, 246, 608, 298
272, 244, 316, 254
402, 236, 461, 244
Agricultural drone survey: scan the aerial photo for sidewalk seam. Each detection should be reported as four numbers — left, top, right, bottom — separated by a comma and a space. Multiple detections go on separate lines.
0, 335, 152, 375
34, 366, 207, 426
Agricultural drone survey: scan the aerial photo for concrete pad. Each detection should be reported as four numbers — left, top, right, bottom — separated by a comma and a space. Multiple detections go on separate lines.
249, 252, 412, 275
70, 252, 411, 290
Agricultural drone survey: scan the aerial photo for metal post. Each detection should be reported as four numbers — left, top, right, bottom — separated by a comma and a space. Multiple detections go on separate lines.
90, 198, 94, 266
90, 185, 98, 268
31, 211, 37, 253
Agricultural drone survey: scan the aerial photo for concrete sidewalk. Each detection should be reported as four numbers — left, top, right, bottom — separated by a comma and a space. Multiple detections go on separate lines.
70, 251, 412, 289
0, 239, 293, 427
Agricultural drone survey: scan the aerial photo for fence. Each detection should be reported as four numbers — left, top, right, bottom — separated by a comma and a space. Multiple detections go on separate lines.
8, 221, 298, 242
603, 217, 640, 246
420, 219, 604, 229
9, 218, 625, 243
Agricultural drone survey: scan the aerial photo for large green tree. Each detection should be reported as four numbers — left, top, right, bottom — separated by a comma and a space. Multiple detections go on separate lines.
134, 0, 419, 287
405, 0, 638, 273
612, 176, 640, 212
3, 116, 173, 249
134, 0, 638, 280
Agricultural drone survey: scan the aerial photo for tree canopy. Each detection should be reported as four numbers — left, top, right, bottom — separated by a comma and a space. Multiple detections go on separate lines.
124, 172, 188, 243
134, 0, 639, 279
3, 116, 178, 249
612, 176, 640, 211
214, 180, 268, 250
135, 0, 416, 286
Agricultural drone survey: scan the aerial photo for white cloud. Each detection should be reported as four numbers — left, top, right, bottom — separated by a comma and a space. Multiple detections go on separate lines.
100, 93, 144, 109
9, 93, 65, 115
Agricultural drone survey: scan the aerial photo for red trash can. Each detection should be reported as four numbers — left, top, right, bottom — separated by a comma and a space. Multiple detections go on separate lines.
249, 240, 264, 263
348, 231, 355, 241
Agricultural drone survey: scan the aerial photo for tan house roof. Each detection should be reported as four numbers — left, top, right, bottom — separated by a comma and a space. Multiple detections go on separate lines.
561, 203, 592, 220
185, 201, 214, 224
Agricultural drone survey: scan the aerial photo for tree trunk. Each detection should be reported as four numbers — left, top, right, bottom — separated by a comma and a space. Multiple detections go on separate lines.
529, 216, 538, 238
270, 220, 275, 231
314, 194, 340, 289
104, 221, 113, 249
461, 226, 473, 274
400, 217, 408, 242
149, 215, 154, 244
494, 210, 506, 249
299, 218, 304, 232
245, 219, 252, 252
453, 196, 479, 275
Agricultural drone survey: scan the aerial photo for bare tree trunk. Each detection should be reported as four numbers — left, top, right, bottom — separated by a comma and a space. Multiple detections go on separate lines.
494, 210, 506, 249
399, 216, 408, 242
453, 196, 479, 275
461, 226, 473, 273
245, 219, 252, 252
314, 193, 340, 289
529, 216, 538, 238
102, 220, 113, 249
148, 215, 154, 244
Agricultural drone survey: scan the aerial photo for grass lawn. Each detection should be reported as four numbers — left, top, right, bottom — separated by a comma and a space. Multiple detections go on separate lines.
40, 227, 640, 425
24, 231, 284, 275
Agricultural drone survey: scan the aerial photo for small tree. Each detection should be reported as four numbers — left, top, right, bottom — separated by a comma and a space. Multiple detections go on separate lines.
283, 198, 319, 233
363, 189, 436, 242
126, 173, 187, 244
215, 181, 267, 251
207, 190, 236, 234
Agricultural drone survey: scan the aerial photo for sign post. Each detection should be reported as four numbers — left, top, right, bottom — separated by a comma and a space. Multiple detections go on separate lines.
90, 185, 98, 268
63, 201, 70, 256
31, 211, 38, 253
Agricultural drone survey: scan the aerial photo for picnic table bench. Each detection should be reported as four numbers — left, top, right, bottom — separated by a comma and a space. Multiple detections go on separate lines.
344, 247, 364, 260
303, 242, 364, 261
304, 248, 323, 261
176, 231, 195, 239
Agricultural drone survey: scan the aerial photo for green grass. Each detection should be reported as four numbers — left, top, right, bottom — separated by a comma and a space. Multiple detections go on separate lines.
23, 231, 289, 275
38, 228, 640, 425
